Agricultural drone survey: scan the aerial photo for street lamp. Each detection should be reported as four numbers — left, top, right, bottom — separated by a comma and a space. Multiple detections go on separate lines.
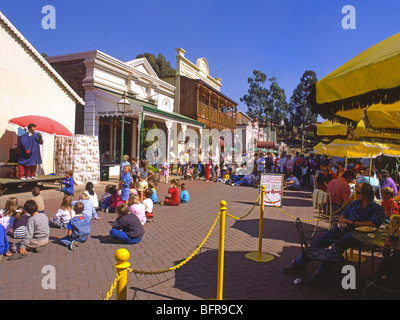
117, 93, 130, 162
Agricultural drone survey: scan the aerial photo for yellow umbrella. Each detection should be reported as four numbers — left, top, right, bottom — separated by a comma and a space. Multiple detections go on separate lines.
316, 119, 400, 141
314, 139, 400, 159
309, 32, 400, 131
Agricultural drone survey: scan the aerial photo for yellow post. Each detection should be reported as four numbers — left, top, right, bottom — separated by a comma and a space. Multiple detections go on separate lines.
216, 200, 227, 301
257, 185, 266, 260
245, 185, 274, 263
114, 248, 131, 300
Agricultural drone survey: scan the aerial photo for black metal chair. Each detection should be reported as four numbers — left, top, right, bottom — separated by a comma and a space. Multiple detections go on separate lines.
362, 277, 400, 300
294, 217, 345, 286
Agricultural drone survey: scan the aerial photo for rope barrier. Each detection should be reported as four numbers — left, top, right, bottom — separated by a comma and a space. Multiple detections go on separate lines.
104, 188, 264, 299
264, 191, 355, 222
127, 212, 220, 275
225, 192, 261, 220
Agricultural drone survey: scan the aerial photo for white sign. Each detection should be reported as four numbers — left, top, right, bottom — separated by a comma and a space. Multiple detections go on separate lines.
259, 173, 284, 207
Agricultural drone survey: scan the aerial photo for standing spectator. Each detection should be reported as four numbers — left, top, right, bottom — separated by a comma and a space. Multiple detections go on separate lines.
120, 154, 130, 178
120, 165, 132, 205
286, 155, 294, 177
130, 157, 139, 182
379, 169, 398, 197
294, 154, 304, 181
110, 203, 145, 245
137, 160, 155, 203
160, 158, 170, 184
18, 123, 43, 180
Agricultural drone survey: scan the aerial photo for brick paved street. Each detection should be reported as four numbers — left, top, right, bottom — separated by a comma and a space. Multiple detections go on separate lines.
0, 176, 377, 300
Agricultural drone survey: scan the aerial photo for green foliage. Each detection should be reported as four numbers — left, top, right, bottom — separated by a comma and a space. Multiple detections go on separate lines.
289, 70, 318, 129
136, 53, 176, 78
240, 70, 288, 140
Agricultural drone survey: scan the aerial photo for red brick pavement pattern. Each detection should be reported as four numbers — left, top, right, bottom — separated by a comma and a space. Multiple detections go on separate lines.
0, 178, 376, 300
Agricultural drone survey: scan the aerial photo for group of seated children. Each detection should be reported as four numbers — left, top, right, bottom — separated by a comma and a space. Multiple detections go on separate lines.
0, 193, 50, 260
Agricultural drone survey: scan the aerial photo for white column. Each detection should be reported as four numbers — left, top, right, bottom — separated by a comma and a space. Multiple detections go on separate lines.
83, 90, 98, 136
165, 119, 173, 163
137, 111, 142, 159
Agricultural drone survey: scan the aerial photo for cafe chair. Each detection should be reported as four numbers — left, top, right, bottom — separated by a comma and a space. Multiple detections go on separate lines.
295, 217, 345, 286
362, 277, 400, 300
312, 190, 332, 237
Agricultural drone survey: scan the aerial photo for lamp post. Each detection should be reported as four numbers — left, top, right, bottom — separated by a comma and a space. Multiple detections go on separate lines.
117, 93, 130, 162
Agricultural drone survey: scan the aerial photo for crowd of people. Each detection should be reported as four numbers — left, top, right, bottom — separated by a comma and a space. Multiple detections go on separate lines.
283, 153, 400, 285
0, 154, 193, 260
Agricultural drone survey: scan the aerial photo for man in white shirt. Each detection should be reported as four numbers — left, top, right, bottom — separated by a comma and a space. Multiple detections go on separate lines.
283, 173, 300, 190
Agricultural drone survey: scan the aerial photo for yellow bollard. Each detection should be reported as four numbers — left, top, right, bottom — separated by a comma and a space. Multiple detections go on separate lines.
216, 200, 226, 301
245, 185, 275, 263
114, 248, 131, 300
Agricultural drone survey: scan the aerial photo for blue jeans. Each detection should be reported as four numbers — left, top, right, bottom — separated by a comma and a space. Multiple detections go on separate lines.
59, 236, 86, 247
110, 229, 142, 244
294, 227, 360, 276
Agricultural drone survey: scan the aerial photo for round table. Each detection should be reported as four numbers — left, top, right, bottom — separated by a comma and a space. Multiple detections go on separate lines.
351, 227, 400, 251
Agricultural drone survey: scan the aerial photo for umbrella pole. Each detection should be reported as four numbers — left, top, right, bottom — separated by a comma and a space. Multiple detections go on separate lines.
368, 153, 373, 184
345, 152, 348, 170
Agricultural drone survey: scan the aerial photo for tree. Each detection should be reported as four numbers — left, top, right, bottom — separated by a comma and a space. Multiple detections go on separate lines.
241, 70, 288, 140
136, 53, 176, 78
288, 70, 318, 149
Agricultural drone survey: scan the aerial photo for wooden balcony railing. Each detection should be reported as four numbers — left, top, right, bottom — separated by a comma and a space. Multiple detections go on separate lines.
197, 102, 236, 128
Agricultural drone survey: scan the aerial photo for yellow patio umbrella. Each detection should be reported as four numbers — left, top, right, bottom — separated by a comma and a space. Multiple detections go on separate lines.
316, 119, 400, 141
309, 32, 400, 132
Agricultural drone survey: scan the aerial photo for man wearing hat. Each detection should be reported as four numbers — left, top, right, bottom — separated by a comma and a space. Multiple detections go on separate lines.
18, 123, 43, 180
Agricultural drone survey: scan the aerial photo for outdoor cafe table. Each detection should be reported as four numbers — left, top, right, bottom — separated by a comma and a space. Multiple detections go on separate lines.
351, 226, 400, 270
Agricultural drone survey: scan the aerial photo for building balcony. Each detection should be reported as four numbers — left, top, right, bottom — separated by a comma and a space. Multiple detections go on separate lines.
197, 102, 236, 128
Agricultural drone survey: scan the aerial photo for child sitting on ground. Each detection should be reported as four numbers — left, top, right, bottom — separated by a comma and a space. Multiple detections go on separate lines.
49, 195, 75, 229
10, 206, 29, 239
84, 182, 99, 209
30, 186, 45, 213
9, 200, 50, 260
180, 183, 189, 204
0, 224, 11, 260
72, 193, 101, 220
110, 203, 145, 245
59, 201, 91, 251
161, 179, 180, 206
62, 171, 75, 196
0, 197, 18, 235
128, 194, 146, 226
148, 181, 158, 204
144, 189, 154, 222
99, 185, 113, 212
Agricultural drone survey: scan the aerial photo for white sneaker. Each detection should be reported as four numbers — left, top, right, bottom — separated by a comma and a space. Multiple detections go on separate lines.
26, 176, 32, 180
20, 177, 26, 180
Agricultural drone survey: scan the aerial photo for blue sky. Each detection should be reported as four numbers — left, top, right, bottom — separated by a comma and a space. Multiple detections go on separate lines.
2, 0, 400, 119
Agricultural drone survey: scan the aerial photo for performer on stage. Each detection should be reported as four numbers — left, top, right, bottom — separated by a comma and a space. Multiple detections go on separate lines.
18, 123, 43, 180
